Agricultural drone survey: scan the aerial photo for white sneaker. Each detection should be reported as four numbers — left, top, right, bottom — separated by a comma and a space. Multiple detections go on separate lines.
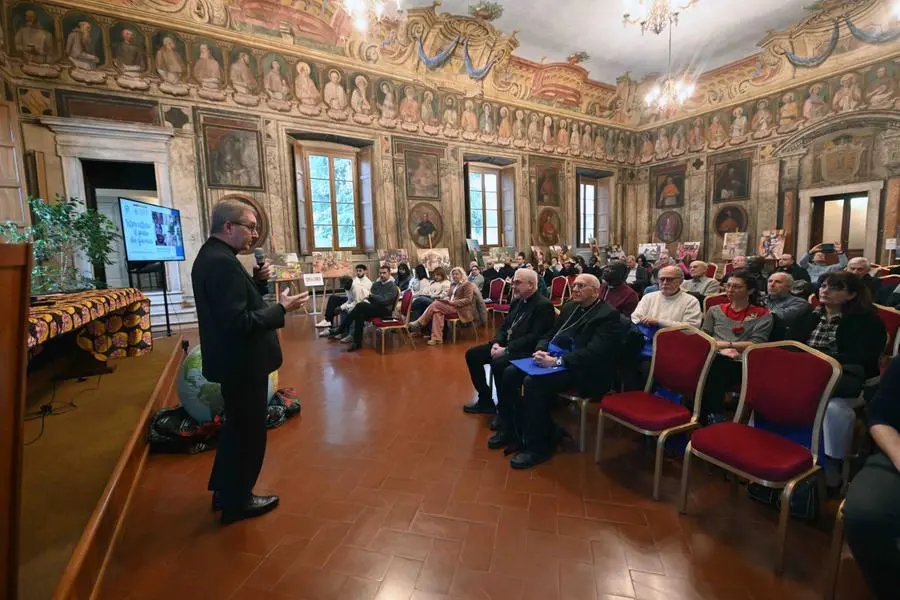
315, 319, 330, 328
340, 335, 353, 343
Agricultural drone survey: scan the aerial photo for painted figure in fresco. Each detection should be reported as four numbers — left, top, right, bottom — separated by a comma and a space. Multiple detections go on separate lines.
498, 106, 512, 139
421, 91, 437, 125
654, 127, 670, 158
194, 43, 223, 87
542, 116, 553, 146
570, 122, 580, 152
229, 52, 257, 94
832, 73, 863, 113
294, 62, 321, 106
706, 114, 727, 147
263, 60, 288, 100
658, 176, 681, 208
527, 113, 541, 145
716, 207, 741, 235
658, 212, 679, 242
866, 66, 896, 109
605, 129, 616, 158
540, 211, 559, 244
350, 75, 372, 114
556, 119, 569, 148
803, 83, 828, 121
480, 103, 494, 134
716, 165, 744, 201
66, 21, 99, 70
625, 135, 635, 163
442, 96, 459, 129
461, 99, 478, 133
323, 69, 349, 110
779, 92, 800, 129
751, 99, 773, 137
594, 128, 606, 157
730, 107, 748, 139
156, 36, 185, 84
15, 9, 53, 64
581, 124, 593, 154
687, 117, 705, 150
414, 211, 437, 244
513, 109, 526, 141
379, 82, 397, 119
639, 133, 654, 163
399, 86, 419, 123
670, 124, 685, 154
113, 28, 145, 72
408, 156, 438, 198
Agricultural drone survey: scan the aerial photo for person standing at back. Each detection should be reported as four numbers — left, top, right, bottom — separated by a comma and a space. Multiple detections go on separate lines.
192, 199, 308, 525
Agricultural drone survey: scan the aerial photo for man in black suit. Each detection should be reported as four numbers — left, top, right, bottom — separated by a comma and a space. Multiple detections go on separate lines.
463, 269, 555, 419
192, 199, 308, 525
494, 273, 625, 469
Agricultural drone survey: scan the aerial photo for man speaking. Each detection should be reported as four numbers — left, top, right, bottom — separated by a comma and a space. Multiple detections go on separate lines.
192, 200, 308, 525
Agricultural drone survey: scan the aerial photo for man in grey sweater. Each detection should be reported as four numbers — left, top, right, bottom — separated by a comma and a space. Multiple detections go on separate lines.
345, 265, 399, 352
765, 272, 810, 333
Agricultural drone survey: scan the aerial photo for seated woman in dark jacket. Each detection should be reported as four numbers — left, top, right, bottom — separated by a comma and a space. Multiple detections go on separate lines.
788, 271, 887, 489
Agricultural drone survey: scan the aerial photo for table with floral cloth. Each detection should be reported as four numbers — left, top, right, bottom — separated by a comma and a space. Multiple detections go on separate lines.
27, 288, 153, 362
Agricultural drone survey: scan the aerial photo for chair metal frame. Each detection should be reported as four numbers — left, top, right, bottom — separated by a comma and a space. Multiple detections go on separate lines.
549, 276, 569, 308
369, 289, 416, 354
678, 341, 842, 573
594, 326, 718, 500
825, 499, 846, 600
702, 293, 728, 313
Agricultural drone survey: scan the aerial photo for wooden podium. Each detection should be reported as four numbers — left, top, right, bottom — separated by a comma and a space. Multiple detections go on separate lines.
0, 244, 31, 600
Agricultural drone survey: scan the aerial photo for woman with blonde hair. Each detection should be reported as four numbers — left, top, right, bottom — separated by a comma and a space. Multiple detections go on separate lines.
408, 266, 476, 345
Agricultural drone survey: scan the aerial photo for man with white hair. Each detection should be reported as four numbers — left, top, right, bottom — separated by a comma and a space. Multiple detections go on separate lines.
681, 261, 721, 297
631, 265, 702, 329
765, 272, 809, 331
847, 256, 883, 301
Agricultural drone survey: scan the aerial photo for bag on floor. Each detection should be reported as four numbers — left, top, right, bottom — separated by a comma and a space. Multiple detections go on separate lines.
148, 407, 221, 454
746, 480, 819, 522
266, 387, 303, 428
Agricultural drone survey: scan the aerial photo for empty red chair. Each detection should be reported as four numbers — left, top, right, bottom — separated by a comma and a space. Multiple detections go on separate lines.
595, 326, 717, 500
724, 262, 735, 277
485, 278, 507, 325
678, 341, 841, 573
491, 279, 512, 318
368, 289, 415, 353
703, 293, 728, 313
705, 263, 719, 279
875, 303, 900, 358
549, 276, 568, 308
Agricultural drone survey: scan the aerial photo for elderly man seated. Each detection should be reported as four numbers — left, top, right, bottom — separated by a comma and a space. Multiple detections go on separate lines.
764, 272, 810, 333
631, 265, 703, 330
681, 261, 721, 297
720, 255, 747, 285
492, 274, 625, 469
847, 256, 885, 302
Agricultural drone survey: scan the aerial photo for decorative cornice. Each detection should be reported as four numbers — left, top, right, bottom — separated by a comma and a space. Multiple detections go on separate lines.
774, 110, 900, 156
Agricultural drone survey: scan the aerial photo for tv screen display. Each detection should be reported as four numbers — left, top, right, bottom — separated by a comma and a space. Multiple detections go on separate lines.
119, 197, 185, 262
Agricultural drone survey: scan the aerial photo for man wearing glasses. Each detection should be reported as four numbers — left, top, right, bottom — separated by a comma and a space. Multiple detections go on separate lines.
631, 265, 702, 330
192, 199, 308, 525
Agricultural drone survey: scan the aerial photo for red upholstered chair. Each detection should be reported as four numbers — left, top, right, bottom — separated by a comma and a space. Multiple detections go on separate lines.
874, 267, 892, 278
485, 278, 508, 327
549, 276, 568, 308
703, 293, 728, 313
879, 274, 900, 290
678, 341, 841, 573
446, 310, 479, 344
594, 326, 717, 500
724, 262, 735, 277
705, 263, 719, 279
825, 499, 847, 600
875, 303, 900, 358
368, 289, 415, 353
808, 293, 821, 308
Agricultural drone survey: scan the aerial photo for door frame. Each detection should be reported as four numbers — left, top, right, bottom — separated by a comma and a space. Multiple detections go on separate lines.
797, 180, 882, 259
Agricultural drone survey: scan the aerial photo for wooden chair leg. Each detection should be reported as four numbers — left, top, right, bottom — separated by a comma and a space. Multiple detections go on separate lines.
381, 330, 386, 354
679, 443, 693, 513
594, 410, 604, 463
578, 400, 588, 453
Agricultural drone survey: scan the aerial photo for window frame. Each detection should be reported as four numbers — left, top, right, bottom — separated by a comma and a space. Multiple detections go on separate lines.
300, 142, 363, 252
466, 164, 504, 248
577, 176, 599, 248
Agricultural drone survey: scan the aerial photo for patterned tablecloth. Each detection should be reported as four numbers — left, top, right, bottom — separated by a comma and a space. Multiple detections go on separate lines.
27, 288, 153, 361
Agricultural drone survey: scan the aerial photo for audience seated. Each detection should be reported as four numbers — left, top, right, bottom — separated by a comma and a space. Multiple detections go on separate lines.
700, 270, 773, 424
631, 266, 703, 333
410, 266, 450, 322
408, 263, 428, 293
599, 261, 639, 316
468, 263, 485, 291
323, 264, 373, 339
847, 256, 885, 303
408, 267, 476, 345
799, 242, 848, 284
344, 265, 399, 352
775, 252, 811, 282
764, 272, 810, 333
681, 260, 721, 297
463, 269, 555, 417
493, 274, 625, 469
316, 275, 353, 332
481, 259, 501, 297
788, 271, 887, 489
625, 254, 650, 294
498, 259, 516, 280
844, 355, 900, 600
394, 262, 412, 292
720, 255, 747, 285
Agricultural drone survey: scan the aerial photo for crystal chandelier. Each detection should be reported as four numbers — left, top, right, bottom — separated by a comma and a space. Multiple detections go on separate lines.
343, 0, 404, 32
622, 0, 699, 36
643, 11, 695, 108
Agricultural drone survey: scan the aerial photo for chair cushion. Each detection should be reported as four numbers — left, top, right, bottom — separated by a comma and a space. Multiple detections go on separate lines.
369, 317, 403, 328
493, 303, 511, 313
601, 391, 692, 431
690, 421, 813, 482
446, 311, 459, 320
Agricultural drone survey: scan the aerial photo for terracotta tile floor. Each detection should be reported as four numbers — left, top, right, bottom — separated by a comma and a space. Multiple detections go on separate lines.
99, 316, 874, 600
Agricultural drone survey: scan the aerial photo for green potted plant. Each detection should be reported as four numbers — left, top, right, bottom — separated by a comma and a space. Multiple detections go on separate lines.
0, 195, 119, 295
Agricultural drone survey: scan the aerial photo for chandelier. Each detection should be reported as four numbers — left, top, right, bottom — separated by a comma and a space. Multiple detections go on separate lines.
643, 8, 695, 108
343, 0, 404, 32
623, 0, 700, 36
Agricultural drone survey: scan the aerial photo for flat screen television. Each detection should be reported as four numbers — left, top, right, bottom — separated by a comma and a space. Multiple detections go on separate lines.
118, 197, 185, 262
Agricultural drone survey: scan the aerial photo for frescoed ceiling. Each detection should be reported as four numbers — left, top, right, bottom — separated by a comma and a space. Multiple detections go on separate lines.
405, 0, 812, 83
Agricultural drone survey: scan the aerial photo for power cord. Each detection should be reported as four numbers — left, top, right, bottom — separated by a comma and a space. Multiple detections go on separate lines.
23, 374, 104, 446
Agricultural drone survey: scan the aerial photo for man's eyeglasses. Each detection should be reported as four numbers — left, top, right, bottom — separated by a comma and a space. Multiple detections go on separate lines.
571, 282, 591, 289
231, 221, 258, 233
657, 277, 678, 283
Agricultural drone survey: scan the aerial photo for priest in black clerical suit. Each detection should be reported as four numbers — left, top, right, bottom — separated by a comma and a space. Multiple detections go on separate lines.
463, 268, 554, 419
493, 273, 625, 469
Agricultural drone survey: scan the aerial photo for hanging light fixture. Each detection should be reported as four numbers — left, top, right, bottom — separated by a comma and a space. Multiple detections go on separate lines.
343, 0, 404, 32
623, 0, 700, 36
644, 15, 695, 109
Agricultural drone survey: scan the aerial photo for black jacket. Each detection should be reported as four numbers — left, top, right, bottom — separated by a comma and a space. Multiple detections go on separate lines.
537, 299, 625, 397
776, 263, 811, 282
191, 237, 284, 383
481, 268, 501, 297
493, 293, 555, 359
789, 308, 887, 378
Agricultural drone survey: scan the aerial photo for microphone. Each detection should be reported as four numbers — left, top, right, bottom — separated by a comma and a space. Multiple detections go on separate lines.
253, 248, 266, 267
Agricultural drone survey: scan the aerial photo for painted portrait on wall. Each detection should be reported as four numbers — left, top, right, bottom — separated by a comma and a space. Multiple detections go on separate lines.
9, 3, 55, 65
651, 164, 685, 209
404, 151, 440, 200
712, 158, 751, 203
408, 201, 444, 248
713, 204, 748, 237
536, 207, 561, 244
62, 13, 106, 69
110, 22, 147, 73
229, 46, 259, 94
532, 157, 563, 207
656, 211, 683, 243
202, 117, 264, 191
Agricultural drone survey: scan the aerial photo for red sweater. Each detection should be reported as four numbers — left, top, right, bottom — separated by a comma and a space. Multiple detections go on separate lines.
600, 283, 639, 316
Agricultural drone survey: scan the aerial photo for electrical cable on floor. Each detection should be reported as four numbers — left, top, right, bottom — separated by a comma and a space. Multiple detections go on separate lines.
23, 374, 105, 446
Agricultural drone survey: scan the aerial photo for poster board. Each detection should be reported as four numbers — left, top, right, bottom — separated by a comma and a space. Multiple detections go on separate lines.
488, 246, 516, 264
465, 239, 484, 267
271, 252, 302, 280
757, 230, 785, 259
637, 243, 665, 261
416, 247, 451, 272
311, 251, 352, 278
377, 248, 409, 272
676, 242, 701, 261
722, 232, 748, 260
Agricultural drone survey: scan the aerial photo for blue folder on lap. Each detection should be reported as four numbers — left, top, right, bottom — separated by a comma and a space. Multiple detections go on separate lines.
511, 341, 570, 376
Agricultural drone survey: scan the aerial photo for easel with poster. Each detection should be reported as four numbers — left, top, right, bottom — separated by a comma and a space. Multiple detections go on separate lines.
722, 232, 748, 260
302, 272, 324, 315
757, 230, 785, 260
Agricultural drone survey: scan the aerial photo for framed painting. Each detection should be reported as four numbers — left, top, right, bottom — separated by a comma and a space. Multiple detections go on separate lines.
531, 157, 563, 207
656, 211, 683, 243
713, 204, 748, 237
218, 193, 268, 253
405, 150, 440, 200
651, 164, 686, 209
712, 157, 751, 203
408, 201, 443, 248
536, 207, 561, 244
200, 113, 264, 191
416, 247, 451, 272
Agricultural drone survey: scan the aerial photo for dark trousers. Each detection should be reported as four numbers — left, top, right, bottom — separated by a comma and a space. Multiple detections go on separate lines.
411, 296, 433, 322
500, 366, 573, 453
350, 302, 392, 344
465, 342, 512, 407
844, 452, 900, 600
701, 354, 743, 416
208, 373, 269, 512
324, 294, 345, 321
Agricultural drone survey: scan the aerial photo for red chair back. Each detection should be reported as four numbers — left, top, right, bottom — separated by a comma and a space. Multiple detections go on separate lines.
566, 275, 577, 287
874, 267, 891, 277
808, 293, 820, 308
488, 278, 505, 303
724, 262, 735, 276
705, 263, 718, 279
648, 327, 717, 415
703, 293, 728, 313
739, 343, 840, 461
879, 274, 900, 289
550, 276, 568, 302
399, 289, 414, 321
875, 304, 900, 357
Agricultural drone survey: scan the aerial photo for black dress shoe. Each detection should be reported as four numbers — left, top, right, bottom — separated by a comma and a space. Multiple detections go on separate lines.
489, 415, 501, 431
510, 450, 552, 470
463, 400, 496, 414
487, 431, 514, 450
220, 494, 279, 525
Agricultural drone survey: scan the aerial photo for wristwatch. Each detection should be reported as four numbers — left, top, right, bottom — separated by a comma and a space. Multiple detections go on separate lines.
555, 357, 563, 367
